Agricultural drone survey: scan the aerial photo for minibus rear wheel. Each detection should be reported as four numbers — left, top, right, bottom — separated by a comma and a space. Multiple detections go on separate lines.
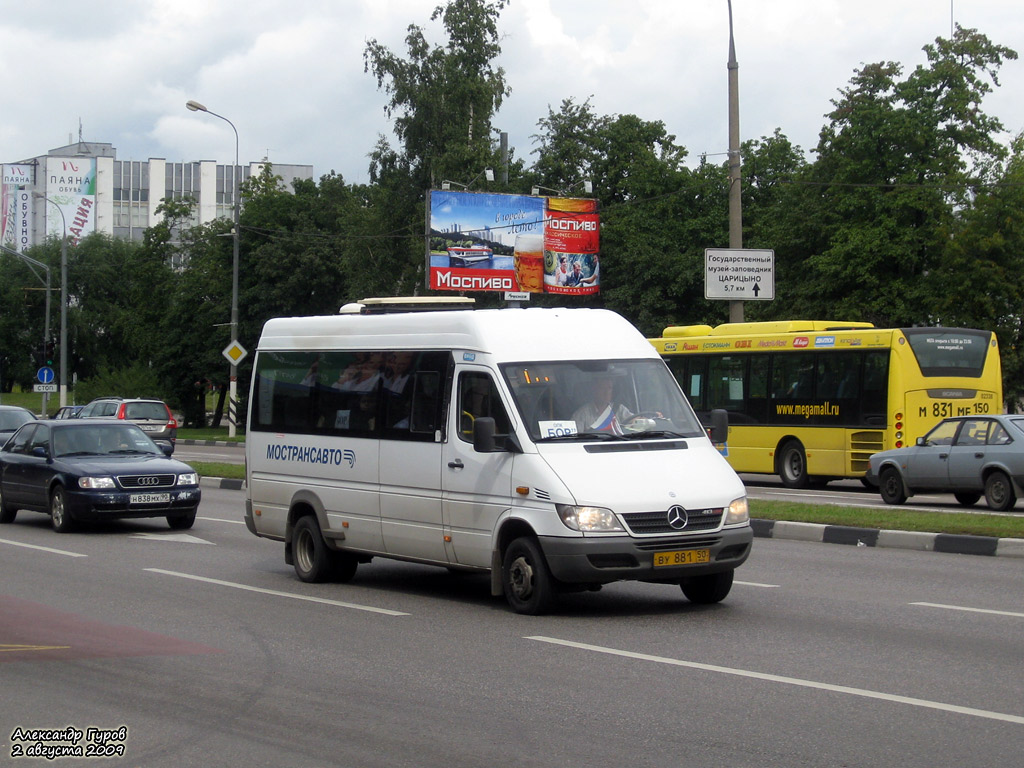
681, 569, 733, 604
502, 537, 555, 615
293, 515, 346, 583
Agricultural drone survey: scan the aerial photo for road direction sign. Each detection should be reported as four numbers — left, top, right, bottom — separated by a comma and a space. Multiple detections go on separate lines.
705, 248, 775, 301
37, 366, 55, 384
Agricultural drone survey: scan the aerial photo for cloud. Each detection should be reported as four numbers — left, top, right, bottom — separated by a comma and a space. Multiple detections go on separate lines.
2, 0, 1021, 184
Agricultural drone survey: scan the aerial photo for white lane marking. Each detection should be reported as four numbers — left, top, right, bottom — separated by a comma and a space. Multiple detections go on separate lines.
526, 636, 1024, 725
735, 580, 780, 588
0, 537, 87, 557
197, 516, 245, 525
130, 533, 215, 544
145, 568, 408, 616
911, 602, 1024, 619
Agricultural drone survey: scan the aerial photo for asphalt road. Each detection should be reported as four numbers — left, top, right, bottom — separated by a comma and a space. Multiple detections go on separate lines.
1, 486, 1022, 767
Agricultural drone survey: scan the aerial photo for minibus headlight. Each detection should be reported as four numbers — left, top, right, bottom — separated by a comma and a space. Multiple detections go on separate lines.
725, 497, 749, 525
556, 504, 624, 532
79, 476, 115, 489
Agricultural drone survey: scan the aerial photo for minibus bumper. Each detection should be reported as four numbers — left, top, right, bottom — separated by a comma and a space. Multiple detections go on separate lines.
538, 525, 753, 584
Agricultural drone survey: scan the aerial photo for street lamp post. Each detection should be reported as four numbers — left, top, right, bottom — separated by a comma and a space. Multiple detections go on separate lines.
186, 99, 241, 437
726, 0, 744, 323
34, 194, 68, 408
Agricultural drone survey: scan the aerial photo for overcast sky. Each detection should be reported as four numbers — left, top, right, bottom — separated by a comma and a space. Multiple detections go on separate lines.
2, 1, 1021, 185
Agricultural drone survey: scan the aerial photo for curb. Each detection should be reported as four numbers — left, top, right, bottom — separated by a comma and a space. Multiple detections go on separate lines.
200, 476, 245, 491
752, 518, 1024, 558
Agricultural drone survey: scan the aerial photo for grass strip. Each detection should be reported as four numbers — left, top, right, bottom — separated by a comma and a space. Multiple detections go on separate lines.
752, 499, 1024, 539
192, 462, 245, 481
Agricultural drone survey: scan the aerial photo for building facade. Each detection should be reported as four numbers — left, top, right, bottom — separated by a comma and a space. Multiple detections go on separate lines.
1, 141, 313, 251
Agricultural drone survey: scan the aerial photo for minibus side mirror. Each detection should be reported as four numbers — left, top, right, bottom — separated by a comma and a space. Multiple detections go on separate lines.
707, 409, 728, 444
472, 417, 522, 454
473, 417, 497, 452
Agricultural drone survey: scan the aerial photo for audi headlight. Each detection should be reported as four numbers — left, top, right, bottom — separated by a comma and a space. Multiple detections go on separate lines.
556, 504, 624, 532
79, 476, 115, 489
177, 472, 199, 486
725, 496, 749, 525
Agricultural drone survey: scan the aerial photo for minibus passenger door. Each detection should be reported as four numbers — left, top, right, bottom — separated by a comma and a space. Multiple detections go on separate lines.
443, 370, 516, 568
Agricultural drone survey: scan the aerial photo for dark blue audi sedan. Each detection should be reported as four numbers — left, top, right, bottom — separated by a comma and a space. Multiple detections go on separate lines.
0, 419, 201, 532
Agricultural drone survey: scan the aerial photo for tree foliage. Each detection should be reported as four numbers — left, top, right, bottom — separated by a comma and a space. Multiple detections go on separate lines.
364, 0, 510, 190
5, 6, 1023, 413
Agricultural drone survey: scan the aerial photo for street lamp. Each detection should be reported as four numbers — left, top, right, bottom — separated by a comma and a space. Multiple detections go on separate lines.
186, 99, 241, 437
33, 193, 67, 408
530, 180, 593, 196
440, 168, 494, 191
726, 0, 744, 322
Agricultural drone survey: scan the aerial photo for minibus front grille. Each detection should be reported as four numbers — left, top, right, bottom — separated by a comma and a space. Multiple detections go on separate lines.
632, 535, 722, 550
621, 508, 723, 535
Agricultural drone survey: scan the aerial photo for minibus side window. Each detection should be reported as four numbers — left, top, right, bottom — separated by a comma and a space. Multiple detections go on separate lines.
381, 350, 450, 440
458, 372, 510, 442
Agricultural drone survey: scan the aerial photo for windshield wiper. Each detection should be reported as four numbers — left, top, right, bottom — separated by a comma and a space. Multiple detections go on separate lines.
623, 430, 690, 440
538, 431, 627, 442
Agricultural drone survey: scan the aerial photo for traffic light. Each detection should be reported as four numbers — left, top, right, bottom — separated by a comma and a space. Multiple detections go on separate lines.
44, 341, 55, 367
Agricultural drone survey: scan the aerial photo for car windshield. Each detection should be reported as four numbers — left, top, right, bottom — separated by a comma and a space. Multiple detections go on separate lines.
52, 425, 163, 457
0, 410, 34, 431
501, 359, 705, 442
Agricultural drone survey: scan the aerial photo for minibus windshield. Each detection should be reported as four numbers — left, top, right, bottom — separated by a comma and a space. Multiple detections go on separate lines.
501, 359, 706, 442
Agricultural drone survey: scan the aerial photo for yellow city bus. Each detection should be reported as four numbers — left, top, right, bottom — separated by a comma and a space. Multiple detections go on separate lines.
650, 321, 1003, 487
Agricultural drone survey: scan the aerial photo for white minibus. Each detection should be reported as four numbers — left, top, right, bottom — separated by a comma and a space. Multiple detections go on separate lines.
244, 299, 752, 613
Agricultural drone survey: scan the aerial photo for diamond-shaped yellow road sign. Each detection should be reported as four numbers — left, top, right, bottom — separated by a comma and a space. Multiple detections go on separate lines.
222, 340, 248, 365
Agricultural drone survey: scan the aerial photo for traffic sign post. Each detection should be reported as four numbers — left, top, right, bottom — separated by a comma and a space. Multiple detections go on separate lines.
705, 248, 775, 301
36, 366, 56, 415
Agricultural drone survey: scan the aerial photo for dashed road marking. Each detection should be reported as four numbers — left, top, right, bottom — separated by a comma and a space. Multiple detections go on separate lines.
145, 568, 409, 616
526, 636, 1024, 725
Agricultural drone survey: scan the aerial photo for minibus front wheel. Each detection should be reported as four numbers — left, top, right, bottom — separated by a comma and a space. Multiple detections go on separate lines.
681, 569, 734, 604
502, 537, 556, 615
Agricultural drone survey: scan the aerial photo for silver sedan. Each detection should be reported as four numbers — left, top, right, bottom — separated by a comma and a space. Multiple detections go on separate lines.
866, 414, 1024, 511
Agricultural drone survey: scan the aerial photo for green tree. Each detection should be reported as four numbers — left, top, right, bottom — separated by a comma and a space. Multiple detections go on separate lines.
0, 250, 49, 392
364, 0, 510, 190
530, 99, 729, 334
785, 25, 1016, 326
934, 133, 1024, 408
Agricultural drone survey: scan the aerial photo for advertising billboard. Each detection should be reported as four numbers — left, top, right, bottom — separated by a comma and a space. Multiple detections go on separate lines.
45, 157, 96, 245
1, 164, 34, 252
428, 190, 599, 295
